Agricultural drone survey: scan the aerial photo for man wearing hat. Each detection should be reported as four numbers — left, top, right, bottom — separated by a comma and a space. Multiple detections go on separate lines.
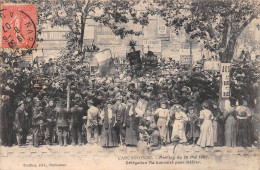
14, 101, 28, 146
56, 98, 69, 146
69, 99, 84, 146
86, 100, 100, 144
44, 99, 56, 145
1, 95, 14, 147
113, 96, 127, 145
100, 100, 118, 147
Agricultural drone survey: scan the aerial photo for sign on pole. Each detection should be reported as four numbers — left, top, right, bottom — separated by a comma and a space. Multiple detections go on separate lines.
220, 63, 231, 98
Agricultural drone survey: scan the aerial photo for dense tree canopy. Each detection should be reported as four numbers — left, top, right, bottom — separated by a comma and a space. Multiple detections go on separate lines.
150, 0, 260, 62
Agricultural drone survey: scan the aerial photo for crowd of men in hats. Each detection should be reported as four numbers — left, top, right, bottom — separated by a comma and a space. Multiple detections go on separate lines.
0, 54, 259, 151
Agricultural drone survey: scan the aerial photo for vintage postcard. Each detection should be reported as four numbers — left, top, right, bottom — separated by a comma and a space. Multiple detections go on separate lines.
0, 0, 259, 169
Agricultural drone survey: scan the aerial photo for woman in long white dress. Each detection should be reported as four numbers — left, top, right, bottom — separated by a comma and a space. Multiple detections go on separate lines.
171, 105, 188, 143
197, 101, 214, 147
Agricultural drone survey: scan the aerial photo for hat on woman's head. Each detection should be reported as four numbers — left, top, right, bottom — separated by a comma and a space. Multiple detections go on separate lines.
202, 101, 210, 109
59, 98, 66, 106
87, 100, 94, 104
172, 104, 181, 110
150, 123, 157, 130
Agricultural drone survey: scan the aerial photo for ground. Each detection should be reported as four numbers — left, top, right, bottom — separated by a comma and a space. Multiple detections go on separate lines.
0, 144, 259, 170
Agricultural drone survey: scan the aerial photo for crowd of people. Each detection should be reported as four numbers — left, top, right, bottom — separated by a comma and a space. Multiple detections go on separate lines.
0, 53, 259, 151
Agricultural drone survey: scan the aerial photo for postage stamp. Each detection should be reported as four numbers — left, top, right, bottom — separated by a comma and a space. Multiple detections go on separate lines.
0, 4, 37, 48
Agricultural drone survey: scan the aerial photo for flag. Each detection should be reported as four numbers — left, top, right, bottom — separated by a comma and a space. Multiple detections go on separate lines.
127, 51, 141, 66
94, 49, 115, 76
127, 50, 142, 76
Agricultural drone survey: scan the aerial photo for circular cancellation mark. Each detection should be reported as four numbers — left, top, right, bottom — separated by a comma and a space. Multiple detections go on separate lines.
1, 6, 36, 49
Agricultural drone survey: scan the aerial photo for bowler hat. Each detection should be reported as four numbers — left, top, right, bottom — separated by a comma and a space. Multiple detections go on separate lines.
106, 100, 112, 104
59, 98, 66, 106
161, 101, 167, 104
88, 100, 94, 104
172, 135, 181, 142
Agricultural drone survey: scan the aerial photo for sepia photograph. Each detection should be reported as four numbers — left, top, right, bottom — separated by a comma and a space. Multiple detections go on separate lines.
0, 0, 259, 169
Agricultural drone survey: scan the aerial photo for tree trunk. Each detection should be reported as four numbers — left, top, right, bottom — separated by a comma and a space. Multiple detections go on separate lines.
218, 36, 237, 110
67, 81, 71, 111
78, 14, 86, 54
190, 41, 193, 64
218, 15, 256, 110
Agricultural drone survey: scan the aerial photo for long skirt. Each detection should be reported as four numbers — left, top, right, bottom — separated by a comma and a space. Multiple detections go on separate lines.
157, 118, 168, 143
197, 120, 214, 147
225, 116, 236, 147
172, 120, 187, 143
236, 119, 251, 147
101, 124, 118, 147
125, 118, 139, 146
213, 120, 225, 146
186, 121, 200, 139
212, 120, 218, 143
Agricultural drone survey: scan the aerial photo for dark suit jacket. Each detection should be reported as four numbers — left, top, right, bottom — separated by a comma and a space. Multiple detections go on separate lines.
70, 105, 84, 126
114, 103, 127, 125
103, 107, 116, 129
15, 108, 27, 129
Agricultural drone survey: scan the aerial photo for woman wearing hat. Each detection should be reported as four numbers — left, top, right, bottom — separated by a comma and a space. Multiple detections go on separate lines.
235, 100, 252, 147
224, 106, 236, 147
153, 101, 170, 145
125, 99, 140, 146
100, 100, 118, 147
171, 104, 188, 144
197, 101, 214, 147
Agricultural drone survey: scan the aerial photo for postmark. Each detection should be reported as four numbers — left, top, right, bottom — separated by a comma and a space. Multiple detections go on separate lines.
0, 4, 37, 48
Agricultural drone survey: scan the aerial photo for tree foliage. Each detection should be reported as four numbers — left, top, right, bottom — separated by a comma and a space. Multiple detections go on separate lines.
150, 0, 260, 62
230, 59, 259, 107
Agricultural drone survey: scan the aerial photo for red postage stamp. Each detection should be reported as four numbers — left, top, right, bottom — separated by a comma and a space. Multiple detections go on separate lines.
1, 4, 37, 48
